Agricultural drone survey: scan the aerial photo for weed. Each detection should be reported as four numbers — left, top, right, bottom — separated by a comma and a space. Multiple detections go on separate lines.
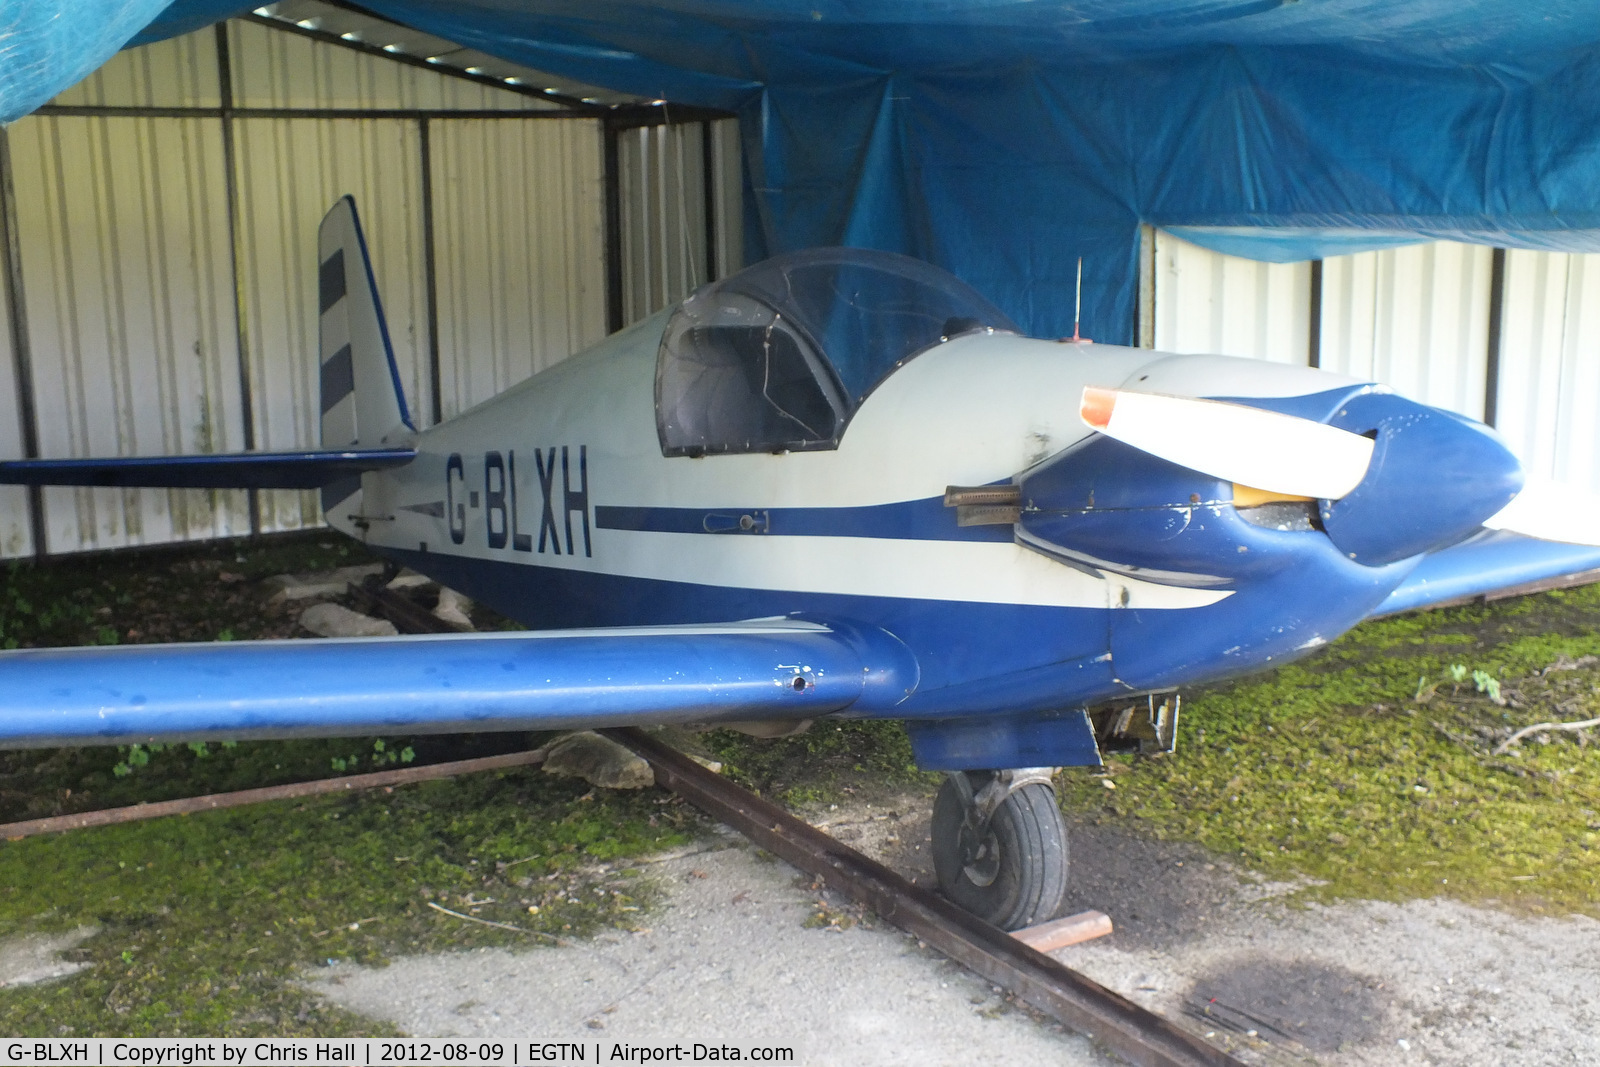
1472, 669, 1505, 705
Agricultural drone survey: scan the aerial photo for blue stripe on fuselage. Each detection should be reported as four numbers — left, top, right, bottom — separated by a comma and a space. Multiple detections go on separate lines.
594, 496, 1013, 541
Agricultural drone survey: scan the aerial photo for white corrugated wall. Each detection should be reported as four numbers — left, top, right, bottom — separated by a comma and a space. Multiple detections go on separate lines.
431, 120, 606, 419
1318, 242, 1492, 420
0, 248, 30, 559
1495, 252, 1600, 486
48, 29, 220, 109
10, 114, 249, 554
232, 115, 430, 533
226, 19, 548, 112
618, 119, 743, 322
1153, 231, 1311, 364
2, 19, 736, 555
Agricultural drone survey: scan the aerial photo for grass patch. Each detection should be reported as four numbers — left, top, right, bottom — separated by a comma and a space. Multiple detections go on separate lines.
0, 733, 538, 825
1059, 585, 1600, 915
0, 770, 696, 1036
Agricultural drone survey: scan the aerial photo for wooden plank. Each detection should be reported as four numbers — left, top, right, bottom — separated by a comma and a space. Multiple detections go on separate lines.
1013, 910, 1114, 952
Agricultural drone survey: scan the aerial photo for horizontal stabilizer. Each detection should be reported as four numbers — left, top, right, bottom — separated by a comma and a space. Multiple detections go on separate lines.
0, 619, 917, 748
1371, 531, 1600, 617
0, 448, 414, 490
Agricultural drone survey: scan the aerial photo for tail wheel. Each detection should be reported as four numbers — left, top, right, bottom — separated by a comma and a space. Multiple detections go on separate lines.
931, 772, 1069, 931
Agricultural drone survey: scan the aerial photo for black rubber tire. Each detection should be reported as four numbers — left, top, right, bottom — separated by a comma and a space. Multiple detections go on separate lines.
931, 775, 1069, 931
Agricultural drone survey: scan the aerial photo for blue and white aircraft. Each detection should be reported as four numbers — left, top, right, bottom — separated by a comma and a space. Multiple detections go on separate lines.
5, 198, 1600, 928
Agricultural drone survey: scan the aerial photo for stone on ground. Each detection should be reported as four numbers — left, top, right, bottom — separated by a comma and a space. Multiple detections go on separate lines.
0, 926, 99, 988
434, 586, 475, 630
385, 568, 433, 591
542, 731, 654, 789
264, 564, 384, 602
299, 603, 399, 638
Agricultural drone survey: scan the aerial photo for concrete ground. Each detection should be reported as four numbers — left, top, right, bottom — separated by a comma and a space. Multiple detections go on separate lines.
301, 794, 1600, 1065
306, 830, 1106, 1065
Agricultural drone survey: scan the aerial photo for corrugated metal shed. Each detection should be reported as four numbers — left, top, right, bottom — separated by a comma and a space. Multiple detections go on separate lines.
9, 114, 248, 553
48, 29, 220, 109
431, 118, 606, 418
251, 0, 641, 107
1318, 242, 1492, 420
233, 114, 429, 533
0, 250, 30, 559
228, 17, 551, 112
1152, 231, 1311, 364
618, 119, 743, 323
1, 12, 740, 556
1495, 251, 1600, 486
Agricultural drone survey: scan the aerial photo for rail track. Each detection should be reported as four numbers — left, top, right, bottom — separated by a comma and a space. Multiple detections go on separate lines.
355, 578, 1247, 1067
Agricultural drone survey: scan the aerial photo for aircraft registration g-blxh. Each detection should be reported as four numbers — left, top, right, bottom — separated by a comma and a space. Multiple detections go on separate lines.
5, 198, 1600, 929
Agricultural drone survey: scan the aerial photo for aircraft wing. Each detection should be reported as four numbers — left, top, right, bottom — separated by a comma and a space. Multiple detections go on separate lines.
0, 448, 415, 489
1370, 531, 1600, 617
0, 619, 917, 748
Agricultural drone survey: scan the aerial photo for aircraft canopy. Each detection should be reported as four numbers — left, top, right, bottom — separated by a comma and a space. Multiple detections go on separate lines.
656, 248, 1015, 455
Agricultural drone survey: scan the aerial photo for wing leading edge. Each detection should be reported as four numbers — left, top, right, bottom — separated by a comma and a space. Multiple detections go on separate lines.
0, 619, 918, 749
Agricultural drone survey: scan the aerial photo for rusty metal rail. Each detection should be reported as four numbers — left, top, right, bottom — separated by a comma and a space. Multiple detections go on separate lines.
603, 726, 1245, 1067
0, 748, 549, 841
347, 577, 467, 634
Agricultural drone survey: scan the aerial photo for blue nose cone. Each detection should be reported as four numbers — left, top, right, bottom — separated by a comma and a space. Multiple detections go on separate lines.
1319, 392, 1524, 566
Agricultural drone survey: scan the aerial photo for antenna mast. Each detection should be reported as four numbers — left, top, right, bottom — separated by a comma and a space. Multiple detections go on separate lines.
1067, 256, 1091, 344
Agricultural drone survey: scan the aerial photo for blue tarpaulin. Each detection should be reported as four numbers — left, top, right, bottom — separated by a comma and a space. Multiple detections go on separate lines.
6, 1, 1600, 342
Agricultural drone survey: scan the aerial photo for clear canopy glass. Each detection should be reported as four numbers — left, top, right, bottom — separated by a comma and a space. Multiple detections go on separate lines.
656, 248, 1017, 455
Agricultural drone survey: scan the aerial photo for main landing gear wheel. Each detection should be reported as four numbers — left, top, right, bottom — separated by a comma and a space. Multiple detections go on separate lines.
931, 769, 1068, 931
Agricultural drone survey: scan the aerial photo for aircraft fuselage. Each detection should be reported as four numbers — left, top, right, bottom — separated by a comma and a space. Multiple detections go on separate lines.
342, 315, 1409, 724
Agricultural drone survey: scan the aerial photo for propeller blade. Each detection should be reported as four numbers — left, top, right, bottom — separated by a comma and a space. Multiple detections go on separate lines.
1483, 480, 1600, 546
1080, 386, 1376, 500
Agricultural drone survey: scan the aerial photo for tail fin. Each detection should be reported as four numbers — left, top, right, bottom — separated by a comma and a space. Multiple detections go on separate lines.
318, 196, 414, 518
319, 196, 413, 449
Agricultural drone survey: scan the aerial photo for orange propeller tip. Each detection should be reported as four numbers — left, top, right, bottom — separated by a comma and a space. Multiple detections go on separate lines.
1080, 386, 1116, 429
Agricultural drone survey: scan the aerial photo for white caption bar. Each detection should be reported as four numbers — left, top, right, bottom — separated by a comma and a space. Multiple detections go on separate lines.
0, 1039, 788, 1066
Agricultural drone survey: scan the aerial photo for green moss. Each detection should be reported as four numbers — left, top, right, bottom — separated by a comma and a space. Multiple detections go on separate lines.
701, 720, 937, 805
1060, 586, 1600, 916
0, 771, 695, 1036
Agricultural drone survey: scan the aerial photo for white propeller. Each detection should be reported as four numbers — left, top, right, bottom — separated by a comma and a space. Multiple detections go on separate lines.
1079, 386, 1376, 500
1483, 480, 1600, 546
